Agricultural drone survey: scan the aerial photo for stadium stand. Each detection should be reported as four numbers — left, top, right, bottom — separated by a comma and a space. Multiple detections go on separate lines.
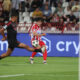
0, 0, 80, 33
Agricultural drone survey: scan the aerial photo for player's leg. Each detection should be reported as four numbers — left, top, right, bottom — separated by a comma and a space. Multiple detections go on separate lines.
39, 41, 47, 64
31, 52, 37, 58
43, 48, 47, 64
17, 43, 42, 52
30, 52, 37, 64
0, 48, 13, 60
30, 40, 38, 64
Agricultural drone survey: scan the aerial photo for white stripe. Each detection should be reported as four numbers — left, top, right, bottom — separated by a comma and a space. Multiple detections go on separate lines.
0, 74, 25, 78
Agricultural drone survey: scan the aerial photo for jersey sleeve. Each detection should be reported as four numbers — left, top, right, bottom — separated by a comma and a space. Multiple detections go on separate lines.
3, 21, 12, 30
31, 25, 37, 33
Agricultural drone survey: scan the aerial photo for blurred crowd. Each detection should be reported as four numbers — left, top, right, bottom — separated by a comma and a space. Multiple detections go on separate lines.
0, 0, 80, 31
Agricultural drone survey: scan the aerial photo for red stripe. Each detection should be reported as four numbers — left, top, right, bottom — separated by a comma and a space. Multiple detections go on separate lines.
28, 23, 33, 33
6, 21, 12, 26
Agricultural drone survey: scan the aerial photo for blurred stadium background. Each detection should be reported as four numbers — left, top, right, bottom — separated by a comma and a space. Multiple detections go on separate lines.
0, 0, 79, 33
0, 0, 80, 80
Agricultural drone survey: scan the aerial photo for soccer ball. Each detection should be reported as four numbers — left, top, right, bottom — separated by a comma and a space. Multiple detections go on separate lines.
32, 40, 39, 47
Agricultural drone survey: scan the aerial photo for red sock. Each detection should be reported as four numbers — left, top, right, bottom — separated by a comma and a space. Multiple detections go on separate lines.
31, 52, 37, 58
43, 49, 47, 60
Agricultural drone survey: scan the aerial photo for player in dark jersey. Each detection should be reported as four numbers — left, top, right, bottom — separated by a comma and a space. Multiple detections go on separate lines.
0, 12, 42, 60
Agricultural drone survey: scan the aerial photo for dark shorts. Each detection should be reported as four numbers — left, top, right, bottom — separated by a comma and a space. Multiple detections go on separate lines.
8, 39, 20, 50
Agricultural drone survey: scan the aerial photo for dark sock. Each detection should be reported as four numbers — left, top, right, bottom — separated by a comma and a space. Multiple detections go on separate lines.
34, 49, 42, 52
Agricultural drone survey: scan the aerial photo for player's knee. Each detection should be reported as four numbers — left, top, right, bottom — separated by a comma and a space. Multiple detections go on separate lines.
19, 43, 27, 49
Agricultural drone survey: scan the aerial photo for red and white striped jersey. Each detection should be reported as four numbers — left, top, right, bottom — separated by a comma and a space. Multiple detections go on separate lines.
30, 23, 41, 41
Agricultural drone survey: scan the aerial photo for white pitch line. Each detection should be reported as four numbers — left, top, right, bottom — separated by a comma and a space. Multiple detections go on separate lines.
0, 74, 77, 78
0, 74, 25, 78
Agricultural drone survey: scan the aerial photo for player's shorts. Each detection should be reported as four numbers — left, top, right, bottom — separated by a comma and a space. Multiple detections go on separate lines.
8, 39, 20, 50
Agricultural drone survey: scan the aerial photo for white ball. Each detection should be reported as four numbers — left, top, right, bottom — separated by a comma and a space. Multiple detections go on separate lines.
32, 40, 39, 47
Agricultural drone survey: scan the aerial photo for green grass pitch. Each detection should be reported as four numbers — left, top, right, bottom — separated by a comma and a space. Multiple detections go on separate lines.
0, 57, 78, 80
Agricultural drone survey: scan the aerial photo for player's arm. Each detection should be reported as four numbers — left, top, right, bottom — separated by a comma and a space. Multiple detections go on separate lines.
33, 31, 46, 37
0, 25, 8, 41
0, 21, 11, 41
